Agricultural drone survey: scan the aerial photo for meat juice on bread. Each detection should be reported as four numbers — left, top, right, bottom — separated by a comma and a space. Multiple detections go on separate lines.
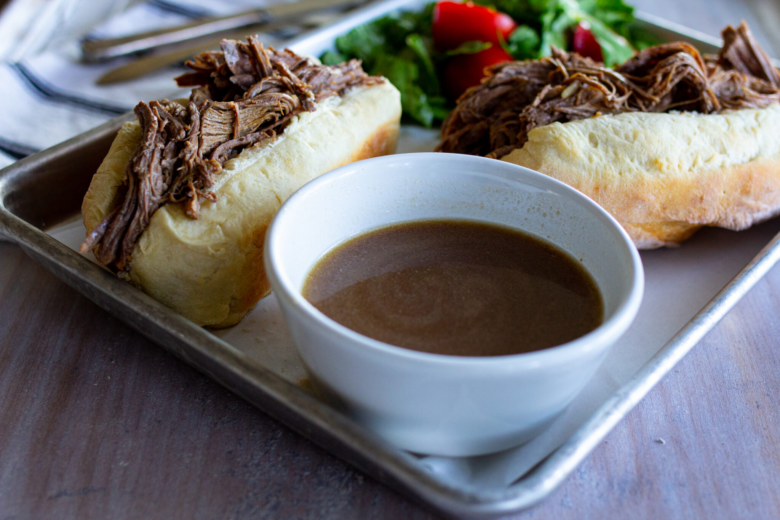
80, 38, 401, 327
438, 22, 780, 248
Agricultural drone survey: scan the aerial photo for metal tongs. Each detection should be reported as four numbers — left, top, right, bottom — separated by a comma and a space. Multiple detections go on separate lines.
82, 0, 368, 63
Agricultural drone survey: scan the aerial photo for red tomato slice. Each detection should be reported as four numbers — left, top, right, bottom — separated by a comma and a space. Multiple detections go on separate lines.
443, 44, 513, 100
433, 1, 517, 51
572, 22, 604, 62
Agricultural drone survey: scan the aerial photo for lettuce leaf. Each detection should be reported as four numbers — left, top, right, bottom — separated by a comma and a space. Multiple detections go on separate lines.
475, 0, 644, 65
505, 25, 540, 59
328, 6, 446, 127
446, 40, 493, 56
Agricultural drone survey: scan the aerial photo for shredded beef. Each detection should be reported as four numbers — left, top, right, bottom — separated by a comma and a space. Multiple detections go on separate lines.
719, 23, 780, 87
437, 21, 780, 158
81, 38, 381, 272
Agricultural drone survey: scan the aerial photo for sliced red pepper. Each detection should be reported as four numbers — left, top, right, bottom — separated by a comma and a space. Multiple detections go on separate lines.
572, 22, 604, 63
432, 1, 517, 51
442, 44, 513, 100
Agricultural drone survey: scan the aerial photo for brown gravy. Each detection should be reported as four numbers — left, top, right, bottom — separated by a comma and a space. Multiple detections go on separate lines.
302, 220, 603, 357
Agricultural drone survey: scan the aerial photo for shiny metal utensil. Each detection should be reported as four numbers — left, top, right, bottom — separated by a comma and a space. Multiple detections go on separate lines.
95, 29, 271, 85
95, 14, 338, 85
82, 0, 366, 62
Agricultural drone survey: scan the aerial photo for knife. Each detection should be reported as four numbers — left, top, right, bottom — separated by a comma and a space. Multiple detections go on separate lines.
95, 19, 314, 85
82, 0, 366, 62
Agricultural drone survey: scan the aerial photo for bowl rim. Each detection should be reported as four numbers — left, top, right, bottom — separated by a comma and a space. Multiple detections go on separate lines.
265, 152, 644, 368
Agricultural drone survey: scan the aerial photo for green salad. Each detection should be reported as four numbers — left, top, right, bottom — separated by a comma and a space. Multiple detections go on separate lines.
321, 0, 657, 127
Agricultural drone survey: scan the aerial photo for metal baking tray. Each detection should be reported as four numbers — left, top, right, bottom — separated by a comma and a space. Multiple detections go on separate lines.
2, 1, 780, 516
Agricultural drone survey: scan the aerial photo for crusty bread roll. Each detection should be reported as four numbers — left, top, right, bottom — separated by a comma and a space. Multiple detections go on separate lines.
501, 105, 780, 248
83, 82, 401, 327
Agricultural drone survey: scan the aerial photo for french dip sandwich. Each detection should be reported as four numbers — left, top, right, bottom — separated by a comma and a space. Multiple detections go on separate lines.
81, 38, 401, 327
438, 22, 780, 248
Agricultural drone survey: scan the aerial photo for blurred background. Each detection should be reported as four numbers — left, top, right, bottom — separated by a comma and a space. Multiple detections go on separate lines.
1, 0, 778, 63
0, 0, 330, 168
0, 0, 777, 169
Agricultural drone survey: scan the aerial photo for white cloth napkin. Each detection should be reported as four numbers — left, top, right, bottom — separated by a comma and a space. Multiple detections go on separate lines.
0, 0, 294, 170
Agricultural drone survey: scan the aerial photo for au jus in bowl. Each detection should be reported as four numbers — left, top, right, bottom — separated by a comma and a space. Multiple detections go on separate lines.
302, 219, 603, 357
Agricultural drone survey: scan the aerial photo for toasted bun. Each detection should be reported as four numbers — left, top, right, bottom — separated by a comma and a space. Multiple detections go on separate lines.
501, 105, 780, 248
83, 82, 401, 327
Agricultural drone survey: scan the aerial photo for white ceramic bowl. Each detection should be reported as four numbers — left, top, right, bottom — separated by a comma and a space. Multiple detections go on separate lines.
265, 153, 643, 456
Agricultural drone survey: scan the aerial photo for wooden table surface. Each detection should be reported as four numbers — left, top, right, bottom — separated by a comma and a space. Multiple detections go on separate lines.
3, 1, 780, 519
